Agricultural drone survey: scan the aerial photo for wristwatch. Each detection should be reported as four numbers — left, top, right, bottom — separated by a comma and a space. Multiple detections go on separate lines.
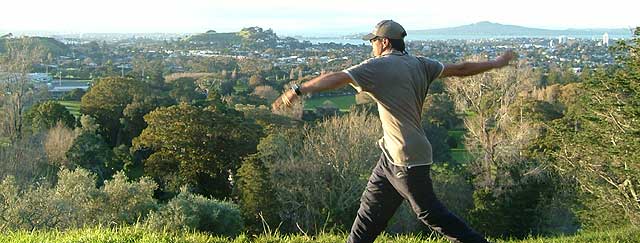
291, 84, 302, 96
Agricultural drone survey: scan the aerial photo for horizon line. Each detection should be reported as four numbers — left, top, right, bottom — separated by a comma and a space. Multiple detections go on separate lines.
1, 21, 636, 36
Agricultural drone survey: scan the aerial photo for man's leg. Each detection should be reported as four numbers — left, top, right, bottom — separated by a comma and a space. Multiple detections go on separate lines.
386, 163, 489, 243
347, 154, 404, 243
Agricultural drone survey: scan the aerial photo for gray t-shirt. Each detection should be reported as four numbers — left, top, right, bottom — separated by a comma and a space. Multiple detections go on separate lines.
343, 50, 444, 167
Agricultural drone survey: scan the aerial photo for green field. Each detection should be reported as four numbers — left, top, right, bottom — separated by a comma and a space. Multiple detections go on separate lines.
447, 130, 471, 163
0, 137, 9, 147
304, 95, 356, 112
58, 101, 81, 117
451, 148, 473, 163
1, 226, 638, 243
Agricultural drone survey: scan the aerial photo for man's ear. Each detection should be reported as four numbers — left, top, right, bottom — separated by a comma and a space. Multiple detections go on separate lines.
380, 38, 391, 49
382, 38, 391, 48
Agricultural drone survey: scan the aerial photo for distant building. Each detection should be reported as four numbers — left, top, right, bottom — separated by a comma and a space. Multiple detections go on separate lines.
558, 36, 567, 45
602, 33, 610, 47
29, 73, 53, 83
572, 67, 582, 74
549, 39, 555, 48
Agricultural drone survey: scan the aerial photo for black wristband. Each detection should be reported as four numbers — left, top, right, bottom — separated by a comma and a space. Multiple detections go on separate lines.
292, 84, 302, 96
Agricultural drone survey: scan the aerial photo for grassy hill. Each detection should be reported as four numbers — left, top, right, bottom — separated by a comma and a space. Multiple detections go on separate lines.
1, 226, 638, 243
0, 36, 70, 56
183, 31, 241, 45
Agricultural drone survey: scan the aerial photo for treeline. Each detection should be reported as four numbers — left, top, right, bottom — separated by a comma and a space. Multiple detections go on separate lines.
0, 28, 638, 239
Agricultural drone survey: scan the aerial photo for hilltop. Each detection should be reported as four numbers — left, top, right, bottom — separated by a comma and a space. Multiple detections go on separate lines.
0, 35, 70, 55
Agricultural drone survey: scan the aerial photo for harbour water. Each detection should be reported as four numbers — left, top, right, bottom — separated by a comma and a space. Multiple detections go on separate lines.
299, 33, 633, 45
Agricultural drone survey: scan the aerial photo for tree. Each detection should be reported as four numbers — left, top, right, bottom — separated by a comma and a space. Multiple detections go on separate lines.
23, 101, 75, 133
248, 74, 264, 87
61, 88, 86, 101
542, 28, 640, 227
423, 121, 452, 163
235, 154, 278, 232
81, 77, 173, 146
169, 77, 206, 103
65, 131, 115, 182
0, 37, 45, 140
264, 111, 382, 232
251, 85, 279, 101
132, 103, 261, 199
422, 93, 462, 129
43, 122, 79, 167
446, 61, 537, 188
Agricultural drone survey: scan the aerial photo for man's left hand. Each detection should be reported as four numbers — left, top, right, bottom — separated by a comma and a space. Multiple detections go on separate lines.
272, 90, 298, 111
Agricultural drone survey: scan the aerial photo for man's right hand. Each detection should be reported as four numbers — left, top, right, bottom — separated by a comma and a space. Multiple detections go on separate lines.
493, 50, 517, 68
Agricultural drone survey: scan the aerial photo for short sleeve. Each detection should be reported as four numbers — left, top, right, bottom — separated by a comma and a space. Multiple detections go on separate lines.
343, 58, 381, 93
418, 57, 445, 85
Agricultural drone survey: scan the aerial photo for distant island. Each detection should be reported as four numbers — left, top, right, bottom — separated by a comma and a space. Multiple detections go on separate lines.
342, 21, 633, 40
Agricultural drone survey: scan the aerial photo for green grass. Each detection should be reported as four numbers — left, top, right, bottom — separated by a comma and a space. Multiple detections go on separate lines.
0, 137, 10, 147
305, 95, 356, 112
1, 226, 638, 243
451, 149, 472, 163
447, 130, 465, 143
447, 130, 471, 163
58, 101, 81, 117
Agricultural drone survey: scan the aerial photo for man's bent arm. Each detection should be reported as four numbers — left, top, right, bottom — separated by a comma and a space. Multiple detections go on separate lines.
272, 72, 353, 110
440, 50, 515, 78
298, 72, 353, 94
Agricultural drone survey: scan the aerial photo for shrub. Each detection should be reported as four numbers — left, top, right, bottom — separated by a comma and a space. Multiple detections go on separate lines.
43, 122, 79, 167
99, 172, 158, 225
0, 168, 158, 230
145, 187, 243, 236
235, 154, 278, 232
467, 170, 578, 238
264, 110, 381, 233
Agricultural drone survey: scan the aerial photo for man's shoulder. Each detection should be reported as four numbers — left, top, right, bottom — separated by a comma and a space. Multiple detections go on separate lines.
347, 57, 390, 73
415, 56, 442, 65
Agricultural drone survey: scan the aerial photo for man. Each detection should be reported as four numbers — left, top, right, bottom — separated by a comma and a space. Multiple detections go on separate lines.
272, 20, 515, 243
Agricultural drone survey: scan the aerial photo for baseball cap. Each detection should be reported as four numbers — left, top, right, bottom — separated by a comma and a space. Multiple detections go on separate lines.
362, 20, 407, 41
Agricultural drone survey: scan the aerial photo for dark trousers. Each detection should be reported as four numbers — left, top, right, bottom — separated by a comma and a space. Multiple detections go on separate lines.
347, 154, 489, 243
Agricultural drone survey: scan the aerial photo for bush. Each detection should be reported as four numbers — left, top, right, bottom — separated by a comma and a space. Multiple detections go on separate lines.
0, 168, 158, 230
99, 172, 158, 225
43, 122, 79, 167
145, 187, 243, 236
467, 170, 578, 238
264, 110, 382, 233
431, 163, 474, 219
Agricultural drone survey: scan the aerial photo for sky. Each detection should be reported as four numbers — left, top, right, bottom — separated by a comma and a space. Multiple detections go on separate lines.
1, 0, 639, 36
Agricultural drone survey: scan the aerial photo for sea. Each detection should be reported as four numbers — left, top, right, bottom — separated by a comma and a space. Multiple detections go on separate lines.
299, 33, 633, 45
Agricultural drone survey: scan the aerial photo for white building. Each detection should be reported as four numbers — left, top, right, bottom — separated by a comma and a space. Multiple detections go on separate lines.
602, 33, 610, 47
558, 36, 567, 45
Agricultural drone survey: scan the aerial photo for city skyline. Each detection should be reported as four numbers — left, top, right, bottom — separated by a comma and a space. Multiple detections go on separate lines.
1, 0, 639, 36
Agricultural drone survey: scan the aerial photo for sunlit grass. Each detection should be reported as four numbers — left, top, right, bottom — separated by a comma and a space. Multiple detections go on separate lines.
304, 95, 356, 112
1, 226, 638, 243
58, 100, 81, 117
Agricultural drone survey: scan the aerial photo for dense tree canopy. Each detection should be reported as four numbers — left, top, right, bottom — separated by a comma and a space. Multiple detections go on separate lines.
80, 77, 173, 146
132, 103, 262, 199
542, 28, 640, 227
23, 101, 75, 133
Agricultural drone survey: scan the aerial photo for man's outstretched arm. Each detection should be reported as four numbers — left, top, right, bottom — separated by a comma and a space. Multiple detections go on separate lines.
440, 50, 516, 78
272, 72, 352, 110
